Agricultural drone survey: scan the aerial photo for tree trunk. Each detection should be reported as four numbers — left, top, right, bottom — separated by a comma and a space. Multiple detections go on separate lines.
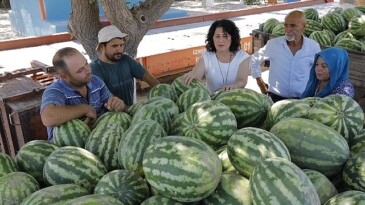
68, 0, 102, 61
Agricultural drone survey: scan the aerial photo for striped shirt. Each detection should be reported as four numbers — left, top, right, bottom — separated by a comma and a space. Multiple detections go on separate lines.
40, 75, 111, 141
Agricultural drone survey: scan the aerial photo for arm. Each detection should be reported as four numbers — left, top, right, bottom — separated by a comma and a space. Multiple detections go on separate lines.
41, 104, 97, 127
182, 57, 206, 85
251, 44, 271, 95
221, 56, 251, 91
143, 72, 160, 87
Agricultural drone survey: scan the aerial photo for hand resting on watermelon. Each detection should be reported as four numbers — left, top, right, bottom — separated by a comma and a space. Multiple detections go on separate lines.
182, 19, 250, 94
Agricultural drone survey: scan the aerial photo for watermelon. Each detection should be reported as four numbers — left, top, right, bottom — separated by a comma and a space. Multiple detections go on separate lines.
148, 83, 178, 102
263, 18, 280, 33
308, 95, 364, 142
202, 172, 252, 205
85, 122, 124, 171
302, 169, 338, 204
0, 172, 40, 205
304, 19, 323, 37
333, 30, 355, 45
127, 96, 179, 119
15, 140, 59, 184
216, 145, 236, 172
20, 184, 89, 205
170, 112, 185, 135
0, 153, 19, 177
214, 88, 273, 128
335, 37, 365, 52
348, 15, 365, 37
324, 190, 365, 205
64, 194, 124, 205
263, 99, 310, 130
328, 7, 344, 15
141, 195, 185, 205
118, 120, 167, 175
94, 169, 150, 205
143, 136, 222, 202
53, 119, 91, 147
174, 100, 237, 149
341, 8, 363, 25
270, 118, 350, 177
309, 30, 334, 46
227, 127, 290, 178
271, 23, 285, 36
171, 76, 206, 96
349, 129, 365, 155
355, 5, 365, 14
131, 105, 172, 133
176, 87, 211, 113
250, 157, 320, 205
93, 111, 131, 131
43, 146, 107, 193
342, 152, 365, 192
321, 12, 347, 34
304, 8, 319, 21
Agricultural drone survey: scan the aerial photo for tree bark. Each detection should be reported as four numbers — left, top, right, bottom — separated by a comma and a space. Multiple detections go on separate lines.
68, 0, 174, 59
68, 0, 101, 60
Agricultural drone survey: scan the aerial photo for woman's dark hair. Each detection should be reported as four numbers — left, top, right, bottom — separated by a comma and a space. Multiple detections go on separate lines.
205, 19, 241, 53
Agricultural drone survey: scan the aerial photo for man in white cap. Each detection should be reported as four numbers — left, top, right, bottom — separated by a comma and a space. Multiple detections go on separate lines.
90, 25, 159, 106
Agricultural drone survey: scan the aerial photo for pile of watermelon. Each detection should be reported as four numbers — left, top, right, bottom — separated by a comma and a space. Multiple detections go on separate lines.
2, 76, 365, 204
263, 6, 365, 53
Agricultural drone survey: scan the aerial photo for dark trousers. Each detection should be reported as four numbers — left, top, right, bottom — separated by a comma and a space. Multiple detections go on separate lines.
269, 92, 299, 103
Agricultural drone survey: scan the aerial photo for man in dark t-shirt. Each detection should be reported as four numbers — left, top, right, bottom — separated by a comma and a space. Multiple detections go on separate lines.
90, 25, 159, 106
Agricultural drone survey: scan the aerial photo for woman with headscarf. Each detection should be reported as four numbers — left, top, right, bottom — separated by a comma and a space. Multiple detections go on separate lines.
301, 47, 354, 98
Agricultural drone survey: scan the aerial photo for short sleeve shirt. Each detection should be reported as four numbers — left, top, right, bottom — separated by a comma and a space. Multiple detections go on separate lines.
40, 75, 111, 141
90, 55, 146, 106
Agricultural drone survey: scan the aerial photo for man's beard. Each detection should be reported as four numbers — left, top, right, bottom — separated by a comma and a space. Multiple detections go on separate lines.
106, 53, 122, 62
285, 34, 295, 42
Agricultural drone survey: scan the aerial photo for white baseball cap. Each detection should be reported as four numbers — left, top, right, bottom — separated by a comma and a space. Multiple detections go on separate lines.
96, 25, 128, 50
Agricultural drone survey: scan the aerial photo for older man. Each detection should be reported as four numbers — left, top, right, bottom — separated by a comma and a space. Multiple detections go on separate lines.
41, 47, 125, 141
90, 25, 159, 106
250, 10, 321, 102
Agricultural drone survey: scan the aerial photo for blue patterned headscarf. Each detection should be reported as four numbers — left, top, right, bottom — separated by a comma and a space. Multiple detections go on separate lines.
301, 47, 349, 98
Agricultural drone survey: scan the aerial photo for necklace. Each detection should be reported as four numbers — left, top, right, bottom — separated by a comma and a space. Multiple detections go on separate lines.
216, 53, 232, 85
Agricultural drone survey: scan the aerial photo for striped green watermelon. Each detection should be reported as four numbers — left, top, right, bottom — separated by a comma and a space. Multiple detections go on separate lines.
328, 7, 344, 15
349, 15, 365, 37
271, 23, 285, 36
214, 88, 273, 128
263, 99, 310, 131
227, 127, 290, 178
202, 172, 252, 205
302, 169, 338, 204
127, 96, 179, 119
94, 169, 150, 205
270, 118, 350, 177
171, 76, 206, 96
170, 112, 185, 135
349, 129, 365, 155
304, 19, 323, 37
333, 30, 355, 45
174, 100, 237, 149
118, 120, 167, 175
216, 145, 236, 172
304, 8, 319, 21
309, 30, 334, 46
143, 136, 222, 202
342, 152, 365, 192
148, 83, 178, 102
131, 105, 172, 133
93, 111, 131, 131
176, 87, 211, 113
20, 184, 89, 205
43, 146, 107, 193
263, 18, 280, 33
321, 12, 347, 34
0, 172, 40, 205
15, 140, 58, 184
301, 96, 321, 107
341, 8, 363, 25
0, 153, 19, 177
85, 122, 124, 171
335, 38, 365, 52
53, 119, 91, 147
355, 5, 365, 13
141, 195, 185, 205
308, 95, 364, 142
64, 194, 124, 205
324, 190, 365, 205
250, 157, 320, 205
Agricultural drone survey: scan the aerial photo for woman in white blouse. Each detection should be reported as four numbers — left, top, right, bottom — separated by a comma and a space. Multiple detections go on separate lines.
182, 19, 251, 94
